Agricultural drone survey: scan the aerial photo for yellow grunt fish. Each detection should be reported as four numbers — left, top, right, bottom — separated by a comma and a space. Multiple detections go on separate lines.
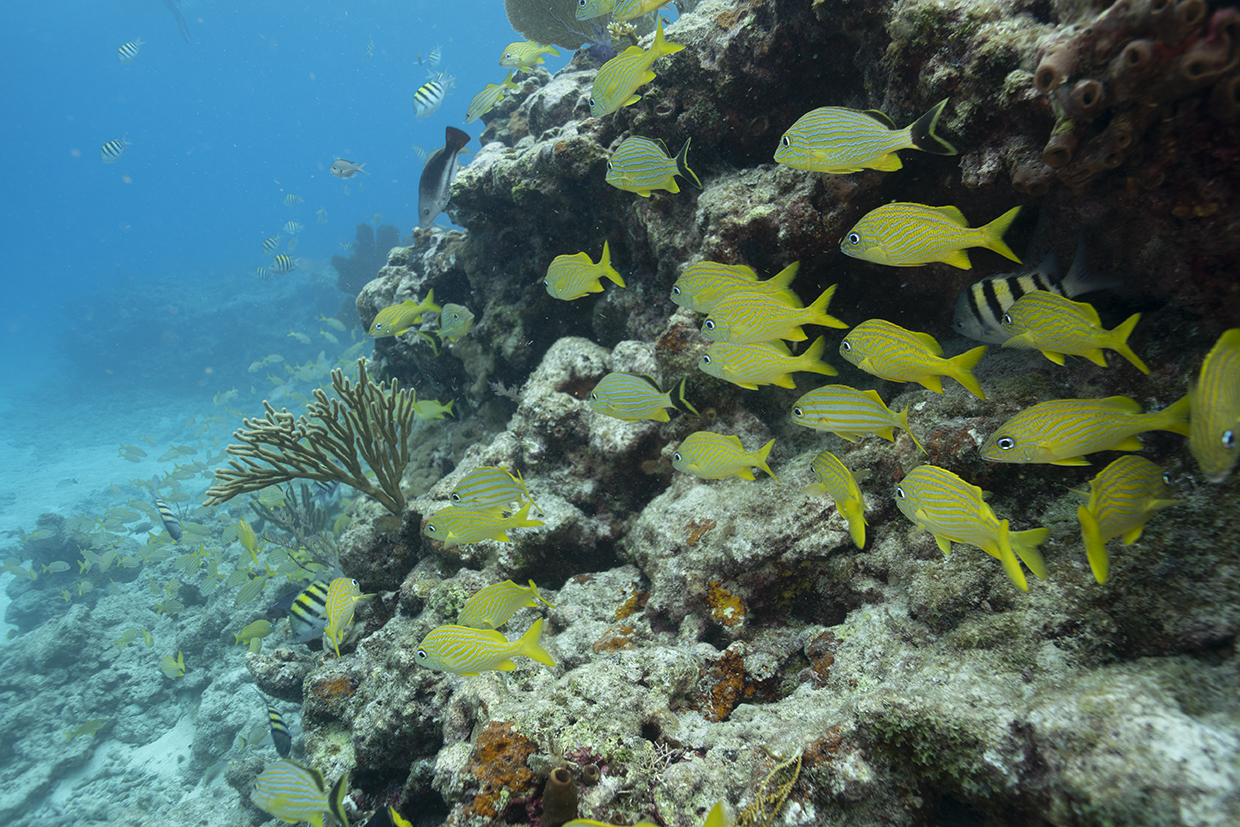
672, 432, 778, 481
1189, 328, 1240, 483
451, 466, 540, 513
589, 18, 684, 117
606, 136, 701, 197
234, 619, 272, 646
251, 760, 349, 827
544, 241, 625, 300
1001, 291, 1148, 373
437, 304, 475, 344
415, 618, 556, 675
895, 465, 1049, 591
672, 261, 802, 314
791, 384, 925, 453
575, 0, 615, 18
413, 398, 455, 420
369, 291, 441, 337
466, 73, 519, 123
980, 395, 1190, 465
774, 99, 957, 174
804, 451, 869, 548
702, 285, 848, 344
840, 319, 987, 399
458, 579, 555, 629
424, 503, 544, 548
589, 372, 698, 422
614, 0, 676, 21
841, 203, 1021, 269
699, 337, 837, 390
324, 577, 364, 658
1077, 456, 1178, 584
499, 41, 560, 72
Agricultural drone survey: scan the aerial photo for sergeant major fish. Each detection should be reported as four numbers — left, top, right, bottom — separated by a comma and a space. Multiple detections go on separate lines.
261, 235, 280, 254
255, 690, 293, 758
1077, 456, 1178, 584
672, 432, 778, 481
148, 481, 182, 541
589, 372, 698, 422
288, 580, 330, 643
418, 127, 470, 226
414, 617, 556, 675
413, 72, 456, 117
544, 241, 625, 300
774, 100, 957, 174
841, 203, 1021, 269
1189, 328, 1240, 483
101, 134, 132, 163
589, 18, 683, 117
605, 137, 701, 197
118, 38, 145, 63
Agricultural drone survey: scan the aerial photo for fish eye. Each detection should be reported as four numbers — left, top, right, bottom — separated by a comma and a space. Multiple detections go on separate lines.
792, 406, 803, 417
781, 135, 790, 147
589, 391, 598, 400
846, 232, 861, 246
996, 437, 1016, 451
671, 286, 680, 296
351, 579, 358, 587
578, 0, 587, 5
701, 354, 711, 364
416, 649, 427, 661
704, 320, 716, 331
841, 340, 852, 352
673, 451, 682, 462
426, 523, 438, 534
895, 486, 906, 499
451, 493, 462, 502
588, 97, 596, 108
1224, 429, 1237, 450
1002, 313, 1012, 325
1162, 471, 1173, 484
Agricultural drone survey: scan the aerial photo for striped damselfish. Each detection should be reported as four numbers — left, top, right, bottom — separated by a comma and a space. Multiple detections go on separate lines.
499, 41, 560, 72
589, 372, 699, 422
672, 261, 801, 314
369, 291, 441, 337
840, 319, 987, 399
672, 432, 778, 481
250, 759, 348, 827
791, 385, 925, 453
458, 579, 555, 629
424, 503, 544, 548
466, 73, 519, 123
271, 254, 296, 275
1001, 292, 1148, 373
841, 203, 1021, 269
1189, 328, 1240, 483
100, 134, 131, 164
980, 395, 1191, 465
605, 137, 701, 197
589, 18, 684, 117
413, 72, 456, 117
544, 241, 625, 300
701, 286, 848, 344
774, 99, 957, 174
117, 38, 145, 64
699, 337, 837, 390
288, 580, 330, 644
895, 465, 1049, 591
415, 617, 556, 675
262, 235, 280, 254
148, 482, 182, 542
255, 690, 293, 758
804, 451, 869, 548
1077, 456, 1178, 584
324, 577, 363, 659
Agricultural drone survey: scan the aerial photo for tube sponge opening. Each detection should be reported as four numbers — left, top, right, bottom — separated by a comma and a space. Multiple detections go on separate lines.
1210, 73, 1240, 120
541, 768, 578, 827
1068, 79, 1107, 117
1035, 43, 1077, 92
1043, 129, 1079, 168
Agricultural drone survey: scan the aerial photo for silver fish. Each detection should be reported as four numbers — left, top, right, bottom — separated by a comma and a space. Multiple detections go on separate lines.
418, 126, 471, 227
330, 159, 368, 179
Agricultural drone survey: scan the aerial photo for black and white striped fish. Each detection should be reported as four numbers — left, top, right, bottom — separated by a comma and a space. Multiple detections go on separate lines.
428, 44, 443, 68
288, 580, 330, 643
117, 38, 145, 64
261, 235, 280, 254
255, 690, 292, 758
255, 267, 272, 280
100, 134, 132, 164
412, 72, 455, 117
271, 254, 296, 274
148, 483, 182, 542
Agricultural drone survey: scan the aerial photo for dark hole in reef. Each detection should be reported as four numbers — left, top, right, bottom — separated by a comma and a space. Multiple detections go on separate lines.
1026, 0, 1054, 23
934, 795, 985, 827
640, 719, 663, 742
351, 767, 416, 812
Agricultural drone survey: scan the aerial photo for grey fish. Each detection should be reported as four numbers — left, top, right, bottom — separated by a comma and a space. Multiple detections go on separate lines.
418, 126, 471, 227
329, 159, 368, 179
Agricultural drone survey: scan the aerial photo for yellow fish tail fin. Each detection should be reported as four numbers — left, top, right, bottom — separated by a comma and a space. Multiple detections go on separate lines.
599, 240, 627, 287
754, 438, 779, 481
907, 98, 958, 156
528, 579, 556, 609
807, 284, 849, 329
996, 521, 1030, 591
895, 406, 926, 454
674, 377, 700, 416
1151, 393, 1191, 437
980, 206, 1022, 263
798, 336, 839, 377
841, 498, 867, 548
948, 345, 988, 399
1009, 526, 1049, 579
1109, 312, 1150, 374
510, 502, 545, 530
649, 17, 686, 61
675, 137, 702, 189
423, 288, 442, 313
1078, 505, 1110, 584
515, 617, 556, 668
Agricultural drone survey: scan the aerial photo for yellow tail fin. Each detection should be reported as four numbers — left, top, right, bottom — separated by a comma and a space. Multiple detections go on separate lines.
980, 206, 1022, 263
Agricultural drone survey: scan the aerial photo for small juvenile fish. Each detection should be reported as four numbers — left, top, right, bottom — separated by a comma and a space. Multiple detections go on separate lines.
671, 261, 801, 314
791, 385, 925, 453
118, 38, 145, 63
574, 0, 615, 20
250, 760, 349, 827
590, 18, 684, 117
423, 503, 544, 548
65, 719, 109, 740
701, 285, 848, 344
774, 99, 957, 174
500, 41, 561, 72
255, 690, 293, 758
606, 137, 701, 197
544, 241, 625, 300
1078, 456, 1178, 584
234, 619, 273, 646
100, 134, 131, 163
324, 577, 363, 658
437, 304, 475, 343
840, 319, 987, 399
414, 617, 555, 675
283, 194, 303, 207
418, 126, 470, 226
161, 650, 186, 678
614, 0, 676, 21
458, 579, 555, 629
672, 432, 778, 481
841, 203, 1021, 269
289, 580, 330, 643
980, 395, 1190, 465
1001, 292, 1148, 373
804, 451, 869, 548
413, 72, 456, 117
895, 465, 1049, 591
283, 220, 303, 234
466, 73, 519, 123
698, 337, 837, 390
451, 466, 539, 512
412, 398, 455, 420
589, 373, 698, 422
428, 45, 443, 68
330, 158, 368, 178
261, 235, 280, 254
1189, 328, 1240, 483
369, 291, 441, 337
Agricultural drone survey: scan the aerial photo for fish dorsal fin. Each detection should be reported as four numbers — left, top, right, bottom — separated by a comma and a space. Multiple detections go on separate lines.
1074, 298, 1102, 326
911, 330, 942, 355
1099, 395, 1142, 413
721, 434, 744, 449
933, 205, 969, 226
481, 629, 509, 644
654, 139, 670, 156
861, 388, 886, 406
627, 373, 665, 394
731, 264, 760, 280
861, 109, 897, 129
765, 340, 794, 356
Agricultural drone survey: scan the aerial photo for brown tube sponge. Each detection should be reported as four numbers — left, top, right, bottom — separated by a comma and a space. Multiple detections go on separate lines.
1067, 78, 1107, 117
1110, 38, 1158, 101
542, 768, 578, 827
1043, 127, 1079, 168
1035, 42, 1077, 93
1142, 0, 1176, 36
1012, 159, 1056, 197
1209, 73, 1240, 120
580, 764, 601, 786
1178, 9, 1240, 86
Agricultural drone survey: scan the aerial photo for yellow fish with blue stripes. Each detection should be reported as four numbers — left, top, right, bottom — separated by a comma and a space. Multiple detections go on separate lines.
614, 0, 676, 21
424, 503, 543, 548
544, 241, 626, 300
981, 395, 1190, 466
702, 285, 848, 344
437, 303, 475, 344
589, 372, 699, 421
575, 0, 615, 19
451, 466, 540, 513
1001, 291, 1148, 373
250, 759, 349, 827
499, 41, 560, 72
1077, 456, 1178, 584
466, 73, 519, 123
774, 99, 957, 174
673, 432, 778, 481
590, 17, 684, 117
1189, 328, 1240, 483
324, 577, 365, 658
672, 261, 802, 314
791, 385, 925, 453
606, 136, 701, 197
369, 291, 441, 337
415, 618, 556, 675
699, 337, 837, 390
895, 465, 1049, 591
840, 319, 987, 399
804, 451, 869, 548
458, 579, 555, 629
841, 203, 1021, 269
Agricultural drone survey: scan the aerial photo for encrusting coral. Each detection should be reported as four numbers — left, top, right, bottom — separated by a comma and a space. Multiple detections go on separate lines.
204, 359, 417, 515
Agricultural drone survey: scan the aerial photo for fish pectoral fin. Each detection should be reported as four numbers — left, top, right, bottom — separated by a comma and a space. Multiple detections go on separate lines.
942, 249, 973, 269
623, 94, 642, 108
1121, 525, 1145, 545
